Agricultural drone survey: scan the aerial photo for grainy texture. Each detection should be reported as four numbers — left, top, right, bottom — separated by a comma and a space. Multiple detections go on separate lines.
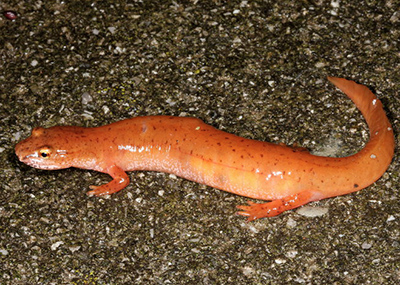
1, 0, 399, 284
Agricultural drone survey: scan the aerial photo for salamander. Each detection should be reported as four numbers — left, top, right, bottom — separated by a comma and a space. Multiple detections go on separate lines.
15, 77, 395, 221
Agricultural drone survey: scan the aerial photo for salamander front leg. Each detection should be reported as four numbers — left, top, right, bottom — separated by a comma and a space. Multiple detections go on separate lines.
87, 164, 130, 196
237, 191, 315, 222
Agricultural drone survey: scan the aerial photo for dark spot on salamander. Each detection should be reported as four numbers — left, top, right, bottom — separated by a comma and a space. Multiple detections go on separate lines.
354, 184, 359, 188
216, 173, 227, 185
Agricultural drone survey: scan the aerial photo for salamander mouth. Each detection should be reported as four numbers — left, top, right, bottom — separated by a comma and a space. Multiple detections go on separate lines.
19, 156, 61, 170
21, 158, 42, 169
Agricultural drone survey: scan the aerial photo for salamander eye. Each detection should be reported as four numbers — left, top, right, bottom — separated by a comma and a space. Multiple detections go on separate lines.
39, 147, 51, 159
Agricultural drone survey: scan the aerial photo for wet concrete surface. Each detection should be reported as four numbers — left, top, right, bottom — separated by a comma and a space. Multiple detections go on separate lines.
1, 0, 399, 284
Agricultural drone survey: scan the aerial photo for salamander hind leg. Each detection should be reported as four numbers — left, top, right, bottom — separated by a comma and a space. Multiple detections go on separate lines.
237, 191, 315, 222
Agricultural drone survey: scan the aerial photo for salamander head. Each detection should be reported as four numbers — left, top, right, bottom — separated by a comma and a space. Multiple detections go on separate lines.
15, 126, 89, 170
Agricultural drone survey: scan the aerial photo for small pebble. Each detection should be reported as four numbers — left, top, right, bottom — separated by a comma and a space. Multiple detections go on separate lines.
297, 206, 329, 217
4, 11, 17, 20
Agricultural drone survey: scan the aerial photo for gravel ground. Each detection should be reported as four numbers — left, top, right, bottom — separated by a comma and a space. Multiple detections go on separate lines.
1, 0, 399, 284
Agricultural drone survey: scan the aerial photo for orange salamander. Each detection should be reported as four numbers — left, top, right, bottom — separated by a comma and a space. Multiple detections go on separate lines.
15, 77, 395, 221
